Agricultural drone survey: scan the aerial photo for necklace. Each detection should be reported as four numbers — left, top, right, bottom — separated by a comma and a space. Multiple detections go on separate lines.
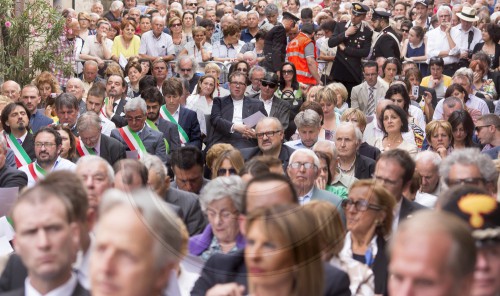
338, 155, 356, 173
385, 137, 402, 148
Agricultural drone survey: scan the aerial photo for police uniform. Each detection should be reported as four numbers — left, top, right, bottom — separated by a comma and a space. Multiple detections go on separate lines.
328, 3, 373, 99
371, 10, 401, 59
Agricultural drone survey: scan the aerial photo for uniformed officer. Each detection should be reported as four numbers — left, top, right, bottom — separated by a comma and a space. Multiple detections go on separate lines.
263, 12, 300, 74
371, 10, 401, 60
327, 2, 373, 102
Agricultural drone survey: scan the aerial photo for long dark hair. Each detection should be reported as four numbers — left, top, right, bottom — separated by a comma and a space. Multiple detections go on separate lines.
385, 84, 411, 115
279, 62, 300, 91
448, 109, 475, 148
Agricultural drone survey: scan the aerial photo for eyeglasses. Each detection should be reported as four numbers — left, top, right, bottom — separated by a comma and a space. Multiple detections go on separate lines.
374, 175, 399, 186
125, 116, 145, 122
217, 168, 237, 176
35, 142, 57, 148
475, 125, 492, 132
341, 199, 383, 211
230, 81, 246, 87
236, 68, 248, 72
171, 23, 182, 27
289, 162, 316, 170
401, 28, 409, 33
282, 70, 294, 75
445, 177, 486, 186
180, 68, 192, 72
261, 81, 277, 88
188, 2, 198, 6
256, 130, 282, 138
206, 209, 238, 220
258, 5, 266, 8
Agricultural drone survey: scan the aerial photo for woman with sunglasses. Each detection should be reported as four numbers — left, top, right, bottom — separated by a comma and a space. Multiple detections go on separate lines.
211, 149, 245, 179
340, 179, 396, 296
401, 26, 428, 76
276, 62, 303, 103
169, 17, 189, 58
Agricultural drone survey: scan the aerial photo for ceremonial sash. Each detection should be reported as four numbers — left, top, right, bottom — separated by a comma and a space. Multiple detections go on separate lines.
159, 106, 189, 145
145, 119, 170, 153
4, 133, 31, 168
75, 138, 96, 156
101, 97, 109, 117
27, 163, 46, 182
118, 126, 146, 158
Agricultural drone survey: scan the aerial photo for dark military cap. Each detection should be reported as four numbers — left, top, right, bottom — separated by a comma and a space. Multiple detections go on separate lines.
282, 11, 300, 22
261, 72, 279, 85
351, 2, 370, 16
372, 10, 391, 20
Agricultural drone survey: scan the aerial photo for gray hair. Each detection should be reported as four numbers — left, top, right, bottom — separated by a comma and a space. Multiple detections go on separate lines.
77, 112, 102, 133
124, 97, 147, 114
141, 154, 168, 182
220, 15, 236, 26
175, 56, 198, 74
84, 60, 98, 69
289, 148, 321, 170
1, 80, 21, 92
110, 0, 124, 12
243, 51, 257, 61
443, 96, 464, 108
67, 78, 84, 90
247, 10, 260, 19
439, 148, 498, 183
294, 109, 321, 129
453, 67, 474, 87
89, 12, 100, 19
199, 176, 245, 213
336, 122, 363, 144
76, 155, 115, 183
313, 140, 338, 159
437, 4, 452, 16
152, 15, 166, 25
98, 188, 183, 269
415, 150, 441, 168
256, 116, 282, 131
249, 65, 266, 79
264, 3, 278, 16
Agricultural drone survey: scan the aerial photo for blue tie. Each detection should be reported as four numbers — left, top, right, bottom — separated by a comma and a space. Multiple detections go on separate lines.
17, 139, 22, 145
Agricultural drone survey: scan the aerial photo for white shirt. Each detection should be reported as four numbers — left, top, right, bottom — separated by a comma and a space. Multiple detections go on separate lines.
171, 105, 181, 123
80, 35, 113, 60
426, 27, 459, 65
73, 235, 94, 289
432, 94, 490, 120
184, 40, 212, 63
409, 104, 427, 131
232, 98, 244, 124
391, 198, 403, 235
259, 96, 273, 115
363, 120, 416, 146
450, 24, 482, 53
298, 187, 314, 205
415, 191, 438, 208
25, 273, 78, 296
20, 157, 77, 187
139, 30, 175, 57
99, 112, 116, 136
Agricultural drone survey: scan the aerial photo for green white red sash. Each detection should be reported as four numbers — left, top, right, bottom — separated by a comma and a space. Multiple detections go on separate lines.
27, 163, 46, 181
118, 126, 146, 158
4, 133, 31, 168
75, 138, 96, 156
159, 105, 189, 145
145, 119, 170, 153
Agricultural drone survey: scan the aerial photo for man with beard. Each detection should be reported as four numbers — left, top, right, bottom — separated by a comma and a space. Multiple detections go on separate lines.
371, 10, 401, 59
142, 87, 181, 153
85, 82, 116, 136
104, 74, 128, 128
55, 93, 80, 136
175, 56, 200, 93
19, 85, 53, 133
0, 102, 36, 168
19, 126, 76, 187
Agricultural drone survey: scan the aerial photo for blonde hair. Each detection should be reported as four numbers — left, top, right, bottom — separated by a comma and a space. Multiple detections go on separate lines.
327, 82, 348, 104
341, 108, 367, 131
314, 87, 337, 105
205, 143, 235, 169
211, 149, 245, 179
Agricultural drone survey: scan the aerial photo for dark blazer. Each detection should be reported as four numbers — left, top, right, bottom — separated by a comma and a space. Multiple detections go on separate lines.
177, 106, 202, 150
240, 144, 295, 171
358, 141, 381, 161
110, 98, 128, 128
209, 95, 267, 149
29, 112, 53, 133
164, 188, 207, 236
190, 250, 351, 296
372, 26, 401, 59
354, 153, 376, 180
21, 133, 35, 161
110, 124, 168, 164
0, 166, 27, 188
156, 117, 181, 152
98, 134, 126, 166
262, 24, 287, 73
399, 196, 427, 222
372, 235, 389, 295
328, 21, 373, 84
0, 254, 25, 293
0, 282, 89, 296
249, 93, 290, 130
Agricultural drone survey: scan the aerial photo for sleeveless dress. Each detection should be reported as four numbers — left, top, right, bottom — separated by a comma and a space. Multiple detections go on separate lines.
406, 41, 428, 76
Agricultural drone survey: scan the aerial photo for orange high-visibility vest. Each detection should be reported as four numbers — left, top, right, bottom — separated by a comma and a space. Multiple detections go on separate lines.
286, 32, 317, 85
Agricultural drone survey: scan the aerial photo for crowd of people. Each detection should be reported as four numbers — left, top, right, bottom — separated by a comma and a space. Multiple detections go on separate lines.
1, 0, 500, 295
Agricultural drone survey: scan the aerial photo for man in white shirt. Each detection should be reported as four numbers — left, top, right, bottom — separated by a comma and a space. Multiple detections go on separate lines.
415, 151, 441, 208
79, 20, 113, 69
450, 7, 482, 69
139, 16, 176, 62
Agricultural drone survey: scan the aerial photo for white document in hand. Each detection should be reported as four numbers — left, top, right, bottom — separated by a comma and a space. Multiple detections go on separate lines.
243, 111, 266, 127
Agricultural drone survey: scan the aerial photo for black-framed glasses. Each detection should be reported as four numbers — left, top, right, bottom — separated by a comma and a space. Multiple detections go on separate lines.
217, 168, 237, 176
188, 2, 198, 6
289, 162, 316, 170
236, 68, 248, 72
230, 81, 246, 87
125, 116, 144, 122
256, 130, 282, 138
282, 70, 294, 75
341, 199, 383, 211
35, 142, 57, 148
475, 125, 492, 132
180, 68, 192, 72
401, 28, 409, 33
445, 177, 486, 187
261, 81, 277, 88
171, 23, 182, 27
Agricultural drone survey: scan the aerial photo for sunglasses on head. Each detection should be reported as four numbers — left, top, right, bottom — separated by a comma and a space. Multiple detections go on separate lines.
261, 81, 277, 88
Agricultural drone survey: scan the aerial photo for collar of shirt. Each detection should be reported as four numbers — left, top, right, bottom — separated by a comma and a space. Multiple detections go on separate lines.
392, 197, 403, 233
298, 187, 314, 205
92, 134, 102, 155
259, 96, 273, 105
25, 273, 77, 296
221, 39, 235, 48
18, 130, 28, 143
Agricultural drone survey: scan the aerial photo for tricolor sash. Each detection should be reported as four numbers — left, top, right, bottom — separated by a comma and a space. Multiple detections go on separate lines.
118, 126, 146, 158
159, 105, 189, 145
145, 119, 170, 153
4, 133, 31, 168
76, 138, 97, 156
27, 163, 46, 182
101, 97, 109, 118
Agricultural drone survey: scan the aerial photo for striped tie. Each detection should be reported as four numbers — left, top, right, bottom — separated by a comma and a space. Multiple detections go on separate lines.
367, 86, 375, 116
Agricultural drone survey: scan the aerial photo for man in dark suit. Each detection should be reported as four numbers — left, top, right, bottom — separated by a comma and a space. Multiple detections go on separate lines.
110, 98, 168, 164
170, 146, 210, 195
374, 149, 426, 233
141, 154, 206, 235
336, 122, 375, 179
262, 12, 299, 73
160, 78, 202, 149
0, 103, 36, 166
371, 10, 401, 59
19, 85, 53, 133
248, 72, 290, 130
0, 137, 27, 188
76, 112, 126, 165
142, 86, 181, 153
240, 117, 295, 171
191, 173, 351, 296
209, 71, 267, 150
328, 3, 373, 98
104, 74, 128, 128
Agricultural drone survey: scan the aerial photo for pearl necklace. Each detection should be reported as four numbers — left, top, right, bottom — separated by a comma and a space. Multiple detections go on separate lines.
338, 155, 356, 173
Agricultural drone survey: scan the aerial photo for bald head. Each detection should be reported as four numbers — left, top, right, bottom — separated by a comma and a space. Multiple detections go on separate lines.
1, 80, 21, 102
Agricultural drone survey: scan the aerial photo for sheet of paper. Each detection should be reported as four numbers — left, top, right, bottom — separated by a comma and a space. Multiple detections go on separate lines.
0, 236, 13, 256
0, 187, 19, 217
243, 111, 266, 127
126, 150, 139, 159
119, 53, 128, 70
0, 217, 15, 241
